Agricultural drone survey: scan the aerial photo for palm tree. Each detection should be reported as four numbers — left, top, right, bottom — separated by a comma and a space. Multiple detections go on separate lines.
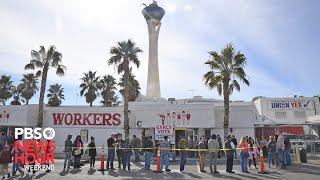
25, 45, 66, 127
100, 75, 117, 107
10, 84, 24, 105
119, 72, 141, 102
0, 75, 14, 104
20, 73, 39, 105
111, 95, 121, 107
80, 71, 100, 107
203, 43, 250, 137
47, 84, 65, 107
108, 39, 143, 137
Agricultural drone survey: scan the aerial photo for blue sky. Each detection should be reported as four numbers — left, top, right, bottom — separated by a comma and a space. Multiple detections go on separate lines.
1, 0, 320, 106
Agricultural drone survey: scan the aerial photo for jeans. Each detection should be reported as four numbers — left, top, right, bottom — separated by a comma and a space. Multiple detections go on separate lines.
90, 156, 96, 167
134, 150, 140, 162
63, 152, 72, 170
268, 151, 275, 167
278, 149, 286, 168
285, 149, 291, 165
209, 152, 217, 172
145, 152, 152, 170
240, 151, 248, 172
123, 152, 131, 170
107, 149, 115, 169
160, 153, 169, 171
73, 156, 81, 168
180, 152, 187, 171
275, 152, 280, 166
226, 155, 234, 172
117, 151, 124, 168
12, 160, 23, 176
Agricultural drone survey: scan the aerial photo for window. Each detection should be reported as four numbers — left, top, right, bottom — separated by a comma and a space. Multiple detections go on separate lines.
275, 111, 287, 119
294, 111, 306, 119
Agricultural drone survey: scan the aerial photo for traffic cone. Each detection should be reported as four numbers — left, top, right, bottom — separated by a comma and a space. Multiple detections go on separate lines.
154, 146, 161, 173
258, 145, 268, 174
98, 145, 106, 171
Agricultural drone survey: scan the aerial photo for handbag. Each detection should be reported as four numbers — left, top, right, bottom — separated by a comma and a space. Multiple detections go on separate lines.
244, 151, 249, 158
74, 149, 81, 156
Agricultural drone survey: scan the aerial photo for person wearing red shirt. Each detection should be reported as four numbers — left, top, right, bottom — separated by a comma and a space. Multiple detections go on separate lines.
239, 136, 249, 173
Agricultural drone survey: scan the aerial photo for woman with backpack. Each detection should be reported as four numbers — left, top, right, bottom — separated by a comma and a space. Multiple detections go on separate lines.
0, 145, 12, 179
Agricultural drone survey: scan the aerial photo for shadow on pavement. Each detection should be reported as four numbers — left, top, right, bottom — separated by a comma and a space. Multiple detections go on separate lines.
33, 172, 47, 179
87, 169, 96, 175
69, 168, 82, 174
59, 170, 69, 176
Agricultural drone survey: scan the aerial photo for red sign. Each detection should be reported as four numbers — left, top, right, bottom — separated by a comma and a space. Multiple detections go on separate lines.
52, 113, 121, 126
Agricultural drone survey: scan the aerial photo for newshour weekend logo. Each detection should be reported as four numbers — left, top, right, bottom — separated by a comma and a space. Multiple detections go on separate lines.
14, 127, 56, 171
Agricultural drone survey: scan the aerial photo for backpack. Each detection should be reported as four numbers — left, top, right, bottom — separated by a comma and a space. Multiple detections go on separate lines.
0, 151, 12, 164
284, 138, 290, 149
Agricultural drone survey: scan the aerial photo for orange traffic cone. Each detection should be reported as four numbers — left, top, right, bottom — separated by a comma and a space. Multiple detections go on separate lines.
154, 146, 161, 173
98, 145, 106, 171
258, 145, 268, 174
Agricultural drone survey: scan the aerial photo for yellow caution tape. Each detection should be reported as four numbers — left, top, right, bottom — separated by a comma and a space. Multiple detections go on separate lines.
55, 146, 248, 151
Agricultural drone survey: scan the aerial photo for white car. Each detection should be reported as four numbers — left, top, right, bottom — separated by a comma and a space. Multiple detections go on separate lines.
290, 140, 307, 152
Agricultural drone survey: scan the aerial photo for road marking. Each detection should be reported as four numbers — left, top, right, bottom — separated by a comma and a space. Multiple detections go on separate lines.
196, 161, 201, 173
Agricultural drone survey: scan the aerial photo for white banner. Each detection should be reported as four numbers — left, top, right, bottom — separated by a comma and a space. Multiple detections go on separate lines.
0, 106, 32, 126
268, 99, 314, 111
134, 104, 215, 128
44, 107, 124, 128
155, 125, 173, 140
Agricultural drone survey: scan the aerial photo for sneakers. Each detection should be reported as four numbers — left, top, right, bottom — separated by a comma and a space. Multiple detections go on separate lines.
180, 170, 186, 173
165, 169, 171, 172
214, 171, 220, 174
200, 170, 207, 173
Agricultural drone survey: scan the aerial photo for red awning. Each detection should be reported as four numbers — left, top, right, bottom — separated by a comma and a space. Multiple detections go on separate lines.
278, 126, 304, 135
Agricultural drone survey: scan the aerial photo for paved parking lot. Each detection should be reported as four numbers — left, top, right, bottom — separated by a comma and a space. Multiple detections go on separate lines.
7, 156, 320, 180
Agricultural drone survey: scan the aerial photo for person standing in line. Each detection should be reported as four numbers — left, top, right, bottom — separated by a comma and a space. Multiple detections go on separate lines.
0, 145, 11, 179
179, 137, 187, 172
144, 136, 153, 170
267, 136, 276, 168
198, 135, 206, 173
274, 134, 280, 166
208, 134, 219, 173
0, 131, 6, 152
188, 135, 194, 158
284, 135, 291, 165
123, 137, 133, 171
217, 135, 222, 158
160, 136, 171, 172
73, 135, 83, 169
239, 136, 250, 173
11, 138, 24, 177
6, 131, 14, 152
116, 133, 125, 169
225, 135, 235, 173
88, 136, 97, 169
277, 131, 286, 169
132, 135, 141, 163
106, 132, 118, 171
194, 137, 199, 158
231, 135, 238, 159
248, 138, 259, 169
63, 134, 73, 171
260, 136, 268, 158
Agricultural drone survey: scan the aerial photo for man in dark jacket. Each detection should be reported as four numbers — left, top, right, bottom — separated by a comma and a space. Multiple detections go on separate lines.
217, 135, 223, 158
116, 133, 125, 169
231, 135, 237, 159
224, 135, 235, 173
145, 136, 153, 170
63, 134, 73, 171
88, 136, 97, 169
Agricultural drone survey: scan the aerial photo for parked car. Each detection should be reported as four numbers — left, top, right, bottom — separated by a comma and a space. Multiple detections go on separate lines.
299, 135, 320, 152
290, 140, 307, 153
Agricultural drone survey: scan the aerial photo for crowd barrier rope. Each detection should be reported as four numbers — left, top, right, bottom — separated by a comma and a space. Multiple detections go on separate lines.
55, 146, 248, 151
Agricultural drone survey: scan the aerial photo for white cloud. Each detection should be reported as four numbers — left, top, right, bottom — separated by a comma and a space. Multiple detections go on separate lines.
184, 4, 192, 12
